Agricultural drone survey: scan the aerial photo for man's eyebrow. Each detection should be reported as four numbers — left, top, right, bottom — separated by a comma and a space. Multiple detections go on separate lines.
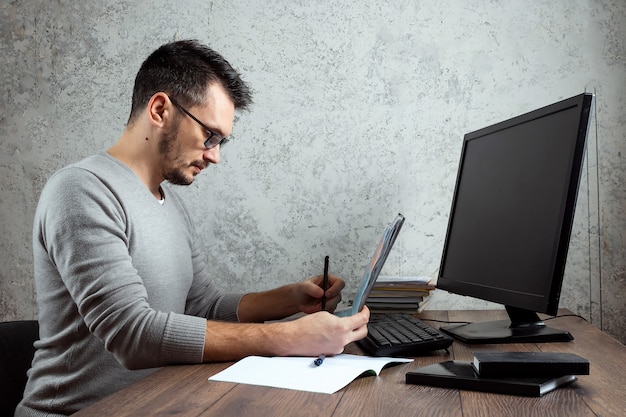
191, 109, 227, 137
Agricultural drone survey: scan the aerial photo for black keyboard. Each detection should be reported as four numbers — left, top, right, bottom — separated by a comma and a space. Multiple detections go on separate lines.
357, 313, 454, 357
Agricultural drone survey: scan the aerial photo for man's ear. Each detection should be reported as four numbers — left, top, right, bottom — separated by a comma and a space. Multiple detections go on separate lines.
146, 92, 171, 128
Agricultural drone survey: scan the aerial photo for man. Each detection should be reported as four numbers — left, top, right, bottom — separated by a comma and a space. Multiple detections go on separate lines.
16, 39, 369, 417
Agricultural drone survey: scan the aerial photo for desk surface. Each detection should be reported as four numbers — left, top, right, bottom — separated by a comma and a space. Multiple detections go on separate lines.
73, 310, 626, 417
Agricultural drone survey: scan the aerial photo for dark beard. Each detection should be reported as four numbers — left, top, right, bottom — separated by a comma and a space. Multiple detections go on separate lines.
158, 124, 195, 186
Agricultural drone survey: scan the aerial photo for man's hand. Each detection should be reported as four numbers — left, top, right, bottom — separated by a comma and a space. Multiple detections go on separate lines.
294, 273, 345, 314
203, 305, 370, 362
278, 306, 370, 356
237, 274, 346, 322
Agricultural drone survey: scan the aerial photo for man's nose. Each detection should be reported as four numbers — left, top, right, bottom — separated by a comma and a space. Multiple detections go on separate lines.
204, 146, 220, 164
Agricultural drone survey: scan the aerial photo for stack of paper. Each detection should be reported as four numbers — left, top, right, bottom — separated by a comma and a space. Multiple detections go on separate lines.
365, 275, 435, 313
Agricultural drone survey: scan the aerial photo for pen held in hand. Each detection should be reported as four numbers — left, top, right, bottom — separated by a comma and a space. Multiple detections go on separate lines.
321, 256, 329, 311
314, 354, 326, 366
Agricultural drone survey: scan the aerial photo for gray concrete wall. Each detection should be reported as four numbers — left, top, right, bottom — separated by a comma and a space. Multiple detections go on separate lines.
1, 1, 625, 342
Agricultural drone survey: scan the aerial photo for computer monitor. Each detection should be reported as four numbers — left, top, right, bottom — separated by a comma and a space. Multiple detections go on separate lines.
437, 93, 594, 344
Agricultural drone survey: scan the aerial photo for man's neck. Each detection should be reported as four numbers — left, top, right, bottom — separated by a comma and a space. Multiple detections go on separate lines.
107, 129, 164, 200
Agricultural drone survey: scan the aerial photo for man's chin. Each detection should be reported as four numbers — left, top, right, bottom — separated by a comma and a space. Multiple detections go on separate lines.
165, 173, 195, 186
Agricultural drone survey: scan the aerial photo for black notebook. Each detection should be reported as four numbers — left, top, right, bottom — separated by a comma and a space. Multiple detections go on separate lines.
472, 351, 589, 378
406, 361, 576, 397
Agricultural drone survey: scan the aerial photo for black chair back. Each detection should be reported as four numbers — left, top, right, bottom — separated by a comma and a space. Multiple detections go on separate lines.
0, 320, 39, 417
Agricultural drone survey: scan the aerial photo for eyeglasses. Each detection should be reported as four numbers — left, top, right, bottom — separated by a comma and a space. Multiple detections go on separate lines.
168, 96, 229, 149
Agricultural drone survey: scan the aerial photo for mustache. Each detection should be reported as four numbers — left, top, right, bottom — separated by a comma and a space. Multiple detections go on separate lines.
192, 160, 209, 170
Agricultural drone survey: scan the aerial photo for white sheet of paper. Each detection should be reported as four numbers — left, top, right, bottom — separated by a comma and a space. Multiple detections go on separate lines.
208, 354, 412, 394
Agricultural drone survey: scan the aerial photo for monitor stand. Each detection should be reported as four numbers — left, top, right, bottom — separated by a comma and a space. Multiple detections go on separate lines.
440, 305, 574, 344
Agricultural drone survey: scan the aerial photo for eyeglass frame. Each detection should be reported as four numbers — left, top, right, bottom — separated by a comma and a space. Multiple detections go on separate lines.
168, 95, 229, 149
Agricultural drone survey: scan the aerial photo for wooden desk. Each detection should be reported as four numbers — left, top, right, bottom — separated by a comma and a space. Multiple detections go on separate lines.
73, 310, 626, 417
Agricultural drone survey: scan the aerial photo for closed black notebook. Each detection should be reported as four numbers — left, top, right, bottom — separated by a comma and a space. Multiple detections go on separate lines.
406, 361, 576, 397
473, 351, 589, 378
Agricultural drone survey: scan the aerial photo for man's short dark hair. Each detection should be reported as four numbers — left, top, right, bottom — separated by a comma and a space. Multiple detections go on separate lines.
128, 39, 253, 124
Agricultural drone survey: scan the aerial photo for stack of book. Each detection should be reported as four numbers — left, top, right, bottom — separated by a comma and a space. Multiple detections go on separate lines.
365, 276, 435, 313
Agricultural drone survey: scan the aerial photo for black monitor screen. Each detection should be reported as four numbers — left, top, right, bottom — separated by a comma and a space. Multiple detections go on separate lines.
437, 93, 594, 344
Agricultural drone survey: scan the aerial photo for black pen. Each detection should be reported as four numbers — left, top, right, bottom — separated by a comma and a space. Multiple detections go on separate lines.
321, 256, 329, 311
314, 354, 326, 366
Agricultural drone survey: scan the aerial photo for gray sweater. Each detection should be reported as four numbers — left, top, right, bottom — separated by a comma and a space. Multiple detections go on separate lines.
16, 152, 243, 417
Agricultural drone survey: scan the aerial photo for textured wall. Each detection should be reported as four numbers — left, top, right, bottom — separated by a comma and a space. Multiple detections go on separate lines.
1, 1, 625, 342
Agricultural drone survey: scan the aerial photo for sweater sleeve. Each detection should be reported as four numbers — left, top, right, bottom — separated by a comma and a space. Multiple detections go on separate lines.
185, 247, 244, 322
38, 168, 207, 369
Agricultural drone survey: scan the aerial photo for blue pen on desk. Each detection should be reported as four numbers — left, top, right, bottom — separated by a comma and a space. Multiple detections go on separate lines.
321, 256, 329, 311
314, 354, 326, 366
